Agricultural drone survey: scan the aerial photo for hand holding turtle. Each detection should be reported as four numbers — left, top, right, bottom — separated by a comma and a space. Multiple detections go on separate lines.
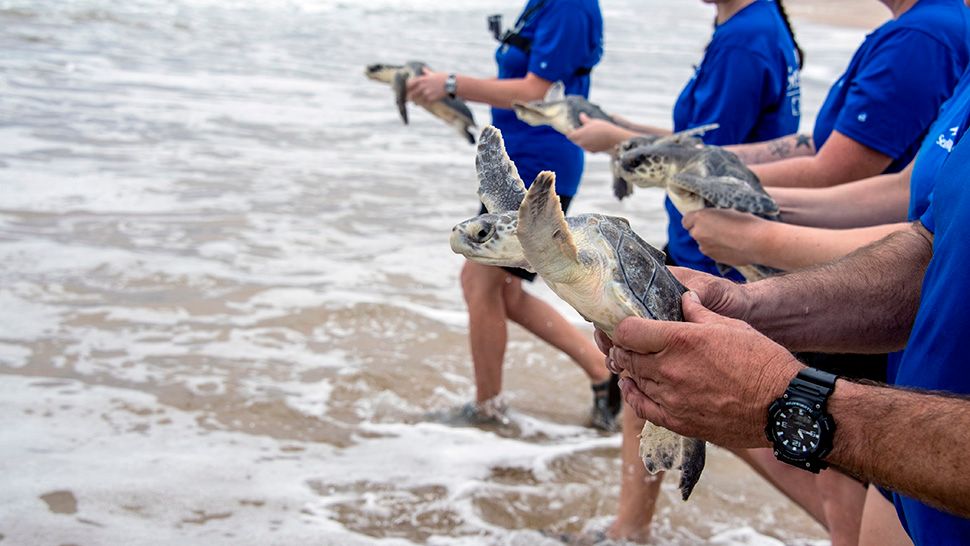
568, 113, 637, 152
406, 68, 448, 105
667, 266, 753, 323
682, 208, 773, 267
609, 292, 803, 448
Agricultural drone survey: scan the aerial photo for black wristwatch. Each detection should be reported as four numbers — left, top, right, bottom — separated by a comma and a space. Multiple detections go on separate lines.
444, 73, 458, 99
765, 367, 837, 473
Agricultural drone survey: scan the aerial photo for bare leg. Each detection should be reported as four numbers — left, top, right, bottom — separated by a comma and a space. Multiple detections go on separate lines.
607, 406, 659, 543
859, 485, 912, 546
733, 447, 865, 545
461, 261, 512, 402
502, 277, 610, 383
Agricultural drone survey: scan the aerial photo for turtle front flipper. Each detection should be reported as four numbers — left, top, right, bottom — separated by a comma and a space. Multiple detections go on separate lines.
670, 173, 779, 217
393, 70, 409, 124
476, 126, 527, 213
638, 422, 707, 501
517, 171, 580, 283
677, 436, 706, 501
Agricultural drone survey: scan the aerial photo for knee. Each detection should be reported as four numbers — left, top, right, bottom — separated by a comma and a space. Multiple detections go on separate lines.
461, 262, 503, 308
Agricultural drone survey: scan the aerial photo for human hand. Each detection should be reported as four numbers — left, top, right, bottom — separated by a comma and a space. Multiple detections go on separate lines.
568, 114, 632, 153
682, 208, 769, 266
406, 68, 447, 105
668, 266, 752, 322
608, 292, 802, 447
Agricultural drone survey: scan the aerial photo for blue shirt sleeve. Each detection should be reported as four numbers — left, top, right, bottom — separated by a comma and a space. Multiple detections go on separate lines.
834, 29, 956, 159
690, 47, 777, 146
919, 191, 936, 234
527, 5, 595, 82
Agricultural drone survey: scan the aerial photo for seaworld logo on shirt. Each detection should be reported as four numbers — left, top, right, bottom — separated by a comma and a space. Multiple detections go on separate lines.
936, 125, 961, 153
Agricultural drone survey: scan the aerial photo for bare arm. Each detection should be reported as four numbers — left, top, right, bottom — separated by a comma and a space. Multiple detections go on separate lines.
827, 380, 970, 517
771, 160, 912, 228
726, 133, 816, 165
751, 131, 894, 188
611, 115, 671, 136
677, 222, 933, 354
683, 209, 912, 271
568, 115, 671, 153
741, 222, 932, 352
407, 70, 552, 110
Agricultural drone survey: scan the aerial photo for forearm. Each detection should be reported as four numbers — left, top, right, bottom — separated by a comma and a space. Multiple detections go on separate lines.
742, 223, 932, 353
726, 134, 815, 165
453, 74, 548, 110
827, 380, 970, 518
772, 168, 910, 228
749, 222, 911, 271
614, 118, 671, 136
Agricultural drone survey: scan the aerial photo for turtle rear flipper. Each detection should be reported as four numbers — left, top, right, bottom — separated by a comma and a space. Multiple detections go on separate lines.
677, 437, 706, 501
393, 70, 409, 124
639, 422, 707, 501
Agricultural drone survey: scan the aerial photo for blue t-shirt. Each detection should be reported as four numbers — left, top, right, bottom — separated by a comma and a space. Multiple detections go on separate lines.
667, 0, 801, 278
891, 121, 970, 544
885, 68, 970, 384
813, 0, 970, 174
491, 0, 603, 197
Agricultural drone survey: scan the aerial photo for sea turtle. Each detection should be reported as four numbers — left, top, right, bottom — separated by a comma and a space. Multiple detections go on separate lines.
450, 126, 707, 501
616, 140, 781, 281
512, 81, 615, 136
609, 124, 719, 201
365, 61, 477, 144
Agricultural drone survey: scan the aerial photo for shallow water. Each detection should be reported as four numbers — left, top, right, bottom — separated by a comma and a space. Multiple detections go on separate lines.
0, 1, 869, 544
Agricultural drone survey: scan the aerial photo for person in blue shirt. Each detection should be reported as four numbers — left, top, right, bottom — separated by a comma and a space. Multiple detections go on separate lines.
599, 118, 970, 544
571, 0, 802, 279
568, 1, 807, 542
406, 2, 619, 430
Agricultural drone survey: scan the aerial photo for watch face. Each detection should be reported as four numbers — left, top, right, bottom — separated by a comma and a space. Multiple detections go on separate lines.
772, 404, 821, 458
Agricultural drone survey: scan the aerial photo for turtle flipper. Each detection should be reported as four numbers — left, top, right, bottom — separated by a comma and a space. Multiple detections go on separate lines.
677, 437, 706, 501
735, 263, 782, 282
476, 126, 526, 213
517, 171, 579, 282
393, 70, 409, 124
639, 422, 707, 501
463, 128, 476, 144
671, 173, 779, 217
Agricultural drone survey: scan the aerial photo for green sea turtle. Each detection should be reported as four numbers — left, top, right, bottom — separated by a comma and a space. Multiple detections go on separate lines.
450, 126, 707, 501
609, 124, 719, 200
616, 140, 780, 281
512, 81, 614, 136
365, 61, 477, 144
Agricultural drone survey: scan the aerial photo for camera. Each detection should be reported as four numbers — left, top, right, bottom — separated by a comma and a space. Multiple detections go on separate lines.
488, 14, 503, 40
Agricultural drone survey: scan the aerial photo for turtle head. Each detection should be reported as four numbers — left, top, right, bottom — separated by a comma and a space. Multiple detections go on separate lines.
364, 63, 402, 83
511, 81, 569, 129
617, 146, 673, 188
450, 211, 532, 271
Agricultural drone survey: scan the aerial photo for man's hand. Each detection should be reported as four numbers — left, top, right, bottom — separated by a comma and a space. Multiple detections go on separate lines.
406, 68, 447, 105
668, 266, 752, 322
682, 209, 771, 266
567, 114, 634, 152
608, 292, 803, 447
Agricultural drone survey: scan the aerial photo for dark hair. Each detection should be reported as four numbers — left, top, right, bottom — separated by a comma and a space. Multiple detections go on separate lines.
774, 0, 804, 67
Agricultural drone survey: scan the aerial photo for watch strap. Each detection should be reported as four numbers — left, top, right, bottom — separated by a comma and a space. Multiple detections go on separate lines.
445, 73, 458, 99
787, 368, 837, 409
